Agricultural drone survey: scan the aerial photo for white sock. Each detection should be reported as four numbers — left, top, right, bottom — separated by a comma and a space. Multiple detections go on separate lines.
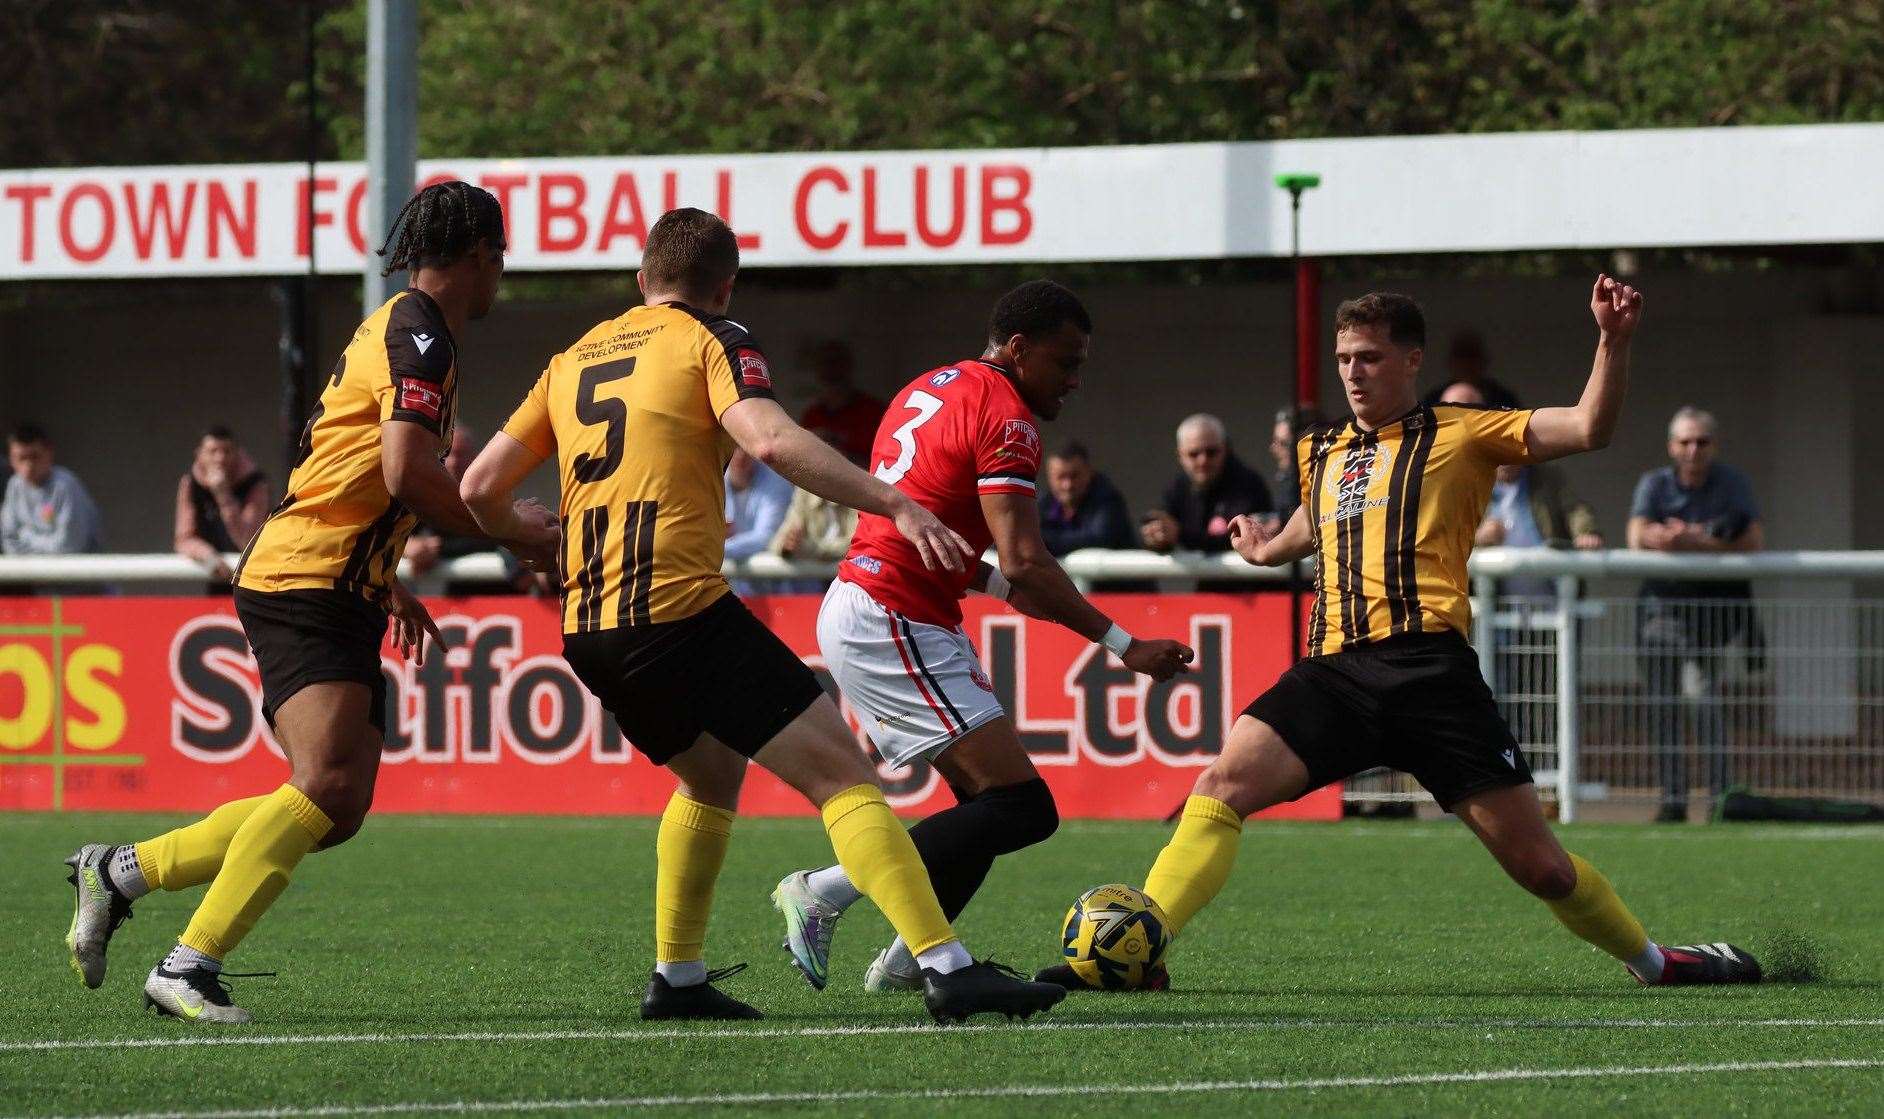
107, 845, 151, 900
915, 938, 972, 975
1627, 942, 1667, 982
163, 943, 220, 975
805, 866, 863, 911
656, 960, 707, 988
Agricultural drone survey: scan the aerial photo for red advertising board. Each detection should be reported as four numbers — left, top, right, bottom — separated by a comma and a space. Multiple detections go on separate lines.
0, 594, 1338, 820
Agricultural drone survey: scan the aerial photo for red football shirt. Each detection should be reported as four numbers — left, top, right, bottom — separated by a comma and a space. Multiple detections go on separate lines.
838, 359, 1041, 626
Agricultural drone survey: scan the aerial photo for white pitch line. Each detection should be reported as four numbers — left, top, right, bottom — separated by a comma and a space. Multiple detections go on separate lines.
4, 1016, 1880, 1055
18, 1058, 1884, 1119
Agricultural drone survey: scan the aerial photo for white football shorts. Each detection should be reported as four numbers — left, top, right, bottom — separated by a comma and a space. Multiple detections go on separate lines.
816, 580, 1006, 768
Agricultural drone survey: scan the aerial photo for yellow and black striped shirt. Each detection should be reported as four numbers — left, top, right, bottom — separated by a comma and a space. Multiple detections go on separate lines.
501, 301, 775, 634
237, 289, 457, 602
1300, 403, 1534, 656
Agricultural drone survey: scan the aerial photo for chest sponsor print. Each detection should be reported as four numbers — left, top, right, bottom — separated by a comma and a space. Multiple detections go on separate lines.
1324, 440, 1393, 523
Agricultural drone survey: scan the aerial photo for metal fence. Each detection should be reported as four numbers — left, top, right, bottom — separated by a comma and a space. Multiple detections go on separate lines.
7, 547, 1883, 820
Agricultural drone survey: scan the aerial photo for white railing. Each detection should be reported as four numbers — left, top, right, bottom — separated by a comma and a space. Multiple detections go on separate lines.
0, 549, 1301, 586
8, 548, 1883, 822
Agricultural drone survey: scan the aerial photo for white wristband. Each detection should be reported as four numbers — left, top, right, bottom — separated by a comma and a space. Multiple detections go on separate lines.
982, 566, 1012, 601
1102, 623, 1133, 658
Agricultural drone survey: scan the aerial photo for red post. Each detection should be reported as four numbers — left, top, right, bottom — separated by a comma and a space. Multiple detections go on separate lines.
1294, 256, 1321, 411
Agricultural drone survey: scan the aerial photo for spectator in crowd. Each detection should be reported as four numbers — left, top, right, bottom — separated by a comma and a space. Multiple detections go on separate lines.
1628, 406, 1764, 823
1422, 329, 1520, 409
725, 447, 795, 596
769, 487, 859, 595
1268, 405, 1325, 519
797, 340, 885, 466
1141, 413, 1272, 554
3, 422, 103, 557
1444, 381, 1604, 587
406, 427, 542, 595
1038, 440, 1133, 556
173, 425, 271, 591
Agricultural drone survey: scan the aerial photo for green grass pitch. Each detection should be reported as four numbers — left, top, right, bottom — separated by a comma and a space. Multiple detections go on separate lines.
4, 812, 1881, 1116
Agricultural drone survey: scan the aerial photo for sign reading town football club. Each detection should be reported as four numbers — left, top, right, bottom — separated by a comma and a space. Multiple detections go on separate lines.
1, 124, 1878, 279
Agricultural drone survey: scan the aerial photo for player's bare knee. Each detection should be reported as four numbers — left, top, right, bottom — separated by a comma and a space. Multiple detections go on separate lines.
1191, 763, 1249, 811
1512, 849, 1577, 900
316, 809, 369, 850
292, 772, 372, 845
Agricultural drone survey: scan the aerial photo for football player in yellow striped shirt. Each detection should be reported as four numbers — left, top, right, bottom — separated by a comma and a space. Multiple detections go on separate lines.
62, 183, 560, 1023
459, 208, 1066, 1023
1046, 276, 1761, 992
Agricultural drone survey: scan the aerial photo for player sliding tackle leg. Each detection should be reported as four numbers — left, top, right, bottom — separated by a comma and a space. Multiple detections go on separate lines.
459, 208, 1066, 1024
770, 281, 1194, 993
1046, 276, 1759, 991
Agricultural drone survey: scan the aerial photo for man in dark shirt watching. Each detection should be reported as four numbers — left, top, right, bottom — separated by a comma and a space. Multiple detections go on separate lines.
1628, 405, 1763, 823
1038, 441, 1133, 556
1141, 413, 1272, 554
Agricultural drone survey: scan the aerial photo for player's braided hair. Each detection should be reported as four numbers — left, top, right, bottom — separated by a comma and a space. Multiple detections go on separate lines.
376, 181, 507, 276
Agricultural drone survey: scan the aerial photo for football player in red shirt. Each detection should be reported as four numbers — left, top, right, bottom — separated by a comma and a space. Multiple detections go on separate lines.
773, 280, 1195, 992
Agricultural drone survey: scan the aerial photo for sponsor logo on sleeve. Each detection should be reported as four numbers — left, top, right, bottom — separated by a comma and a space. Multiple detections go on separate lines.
397, 377, 443, 422
737, 348, 772, 389
999, 418, 1041, 461
930, 368, 960, 388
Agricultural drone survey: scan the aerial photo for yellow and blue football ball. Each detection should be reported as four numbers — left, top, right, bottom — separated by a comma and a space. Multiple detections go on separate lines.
1059, 884, 1171, 990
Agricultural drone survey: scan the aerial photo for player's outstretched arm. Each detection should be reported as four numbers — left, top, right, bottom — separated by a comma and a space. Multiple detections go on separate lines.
1524, 274, 1644, 462
449, 431, 562, 571
1229, 506, 1312, 567
720, 397, 973, 573
980, 491, 1193, 681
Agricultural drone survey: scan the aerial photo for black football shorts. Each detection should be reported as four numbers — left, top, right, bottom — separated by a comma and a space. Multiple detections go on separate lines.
561, 591, 826, 765
1244, 630, 1533, 811
234, 586, 389, 733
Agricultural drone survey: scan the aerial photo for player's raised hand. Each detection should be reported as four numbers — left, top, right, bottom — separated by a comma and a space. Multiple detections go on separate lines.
891, 495, 975, 573
1591, 273, 1644, 339
1122, 637, 1195, 681
386, 579, 446, 666
1227, 514, 1273, 565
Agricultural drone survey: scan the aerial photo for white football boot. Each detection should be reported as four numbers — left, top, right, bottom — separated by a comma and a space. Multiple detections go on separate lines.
772, 870, 844, 991
863, 942, 923, 993
64, 844, 134, 989
143, 964, 253, 1025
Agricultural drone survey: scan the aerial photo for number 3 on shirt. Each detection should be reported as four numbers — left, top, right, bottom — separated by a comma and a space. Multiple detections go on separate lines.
873, 390, 944, 484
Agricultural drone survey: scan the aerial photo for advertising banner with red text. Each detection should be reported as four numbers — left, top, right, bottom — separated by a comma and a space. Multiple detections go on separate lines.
0, 594, 1337, 820
6, 127, 1881, 279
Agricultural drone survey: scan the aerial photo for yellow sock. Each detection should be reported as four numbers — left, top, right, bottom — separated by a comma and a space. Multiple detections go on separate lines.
1143, 795, 1244, 935
654, 793, 736, 963
133, 796, 269, 892
1544, 853, 1650, 961
178, 785, 332, 960
821, 784, 954, 956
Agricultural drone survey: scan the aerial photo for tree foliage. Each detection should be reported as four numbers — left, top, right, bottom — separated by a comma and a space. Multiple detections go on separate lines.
317, 0, 1884, 160
5, 2, 1879, 165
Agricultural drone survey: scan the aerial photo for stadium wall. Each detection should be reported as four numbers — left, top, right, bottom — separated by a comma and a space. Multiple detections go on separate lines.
4, 267, 1875, 555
